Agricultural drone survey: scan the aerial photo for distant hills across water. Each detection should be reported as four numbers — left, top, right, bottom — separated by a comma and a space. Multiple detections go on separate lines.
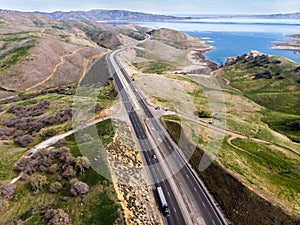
0, 9, 300, 21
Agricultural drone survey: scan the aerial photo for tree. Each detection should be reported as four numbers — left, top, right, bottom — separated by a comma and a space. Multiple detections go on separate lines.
45, 209, 70, 225
1, 182, 16, 199
49, 182, 62, 193
75, 156, 90, 175
30, 174, 48, 192
70, 181, 89, 197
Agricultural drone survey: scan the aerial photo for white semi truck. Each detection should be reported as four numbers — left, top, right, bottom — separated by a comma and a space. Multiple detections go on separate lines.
157, 186, 170, 217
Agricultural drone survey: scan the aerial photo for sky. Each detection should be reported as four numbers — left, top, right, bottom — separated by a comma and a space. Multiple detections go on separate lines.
0, 0, 300, 15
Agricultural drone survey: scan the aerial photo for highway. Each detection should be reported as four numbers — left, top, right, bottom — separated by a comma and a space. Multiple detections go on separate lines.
106, 49, 186, 225
106, 35, 227, 225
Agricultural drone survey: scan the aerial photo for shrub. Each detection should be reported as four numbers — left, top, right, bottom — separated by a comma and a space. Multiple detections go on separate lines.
62, 166, 76, 179
15, 134, 34, 147
45, 209, 70, 225
1, 182, 16, 199
48, 164, 59, 174
14, 158, 34, 174
49, 182, 62, 193
194, 110, 212, 118
30, 174, 48, 192
75, 156, 90, 175
70, 181, 89, 196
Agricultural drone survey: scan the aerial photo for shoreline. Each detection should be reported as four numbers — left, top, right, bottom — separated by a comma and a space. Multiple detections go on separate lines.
269, 34, 300, 56
270, 44, 300, 51
196, 48, 219, 70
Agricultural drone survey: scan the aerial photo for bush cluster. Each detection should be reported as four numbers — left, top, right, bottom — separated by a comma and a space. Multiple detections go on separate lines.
15, 148, 90, 179
0, 100, 74, 146
45, 208, 70, 225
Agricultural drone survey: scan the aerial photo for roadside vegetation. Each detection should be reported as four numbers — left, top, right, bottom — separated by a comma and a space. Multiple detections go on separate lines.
0, 119, 123, 225
163, 118, 300, 224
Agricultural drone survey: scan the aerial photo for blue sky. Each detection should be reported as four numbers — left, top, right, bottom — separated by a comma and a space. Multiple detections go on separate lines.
0, 0, 300, 14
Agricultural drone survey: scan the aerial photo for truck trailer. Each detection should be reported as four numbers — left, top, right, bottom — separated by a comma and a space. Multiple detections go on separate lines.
156, 186, 170, 217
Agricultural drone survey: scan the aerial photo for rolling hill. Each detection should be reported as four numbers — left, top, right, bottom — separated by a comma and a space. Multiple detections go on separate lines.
0, 12, 148, 99
223, 52, 300, 142
0, 9, 182, 21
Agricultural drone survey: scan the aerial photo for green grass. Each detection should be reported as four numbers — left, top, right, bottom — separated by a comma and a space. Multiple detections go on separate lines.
2, 31, 30, 36
51, 25, 64, 30
97, 81, 117, 100
1, 119, 120, 225
142, 61, 176, 73
246, 91, 300, 115
33, 20, 45, 26
0, 44, 34, 71
222, 54, 300, 143
135, 48, 155, 59
0, 143, 27, 181
84, 191, 120, 225
261, 110, 300, 143
59, 34, 69, 39
66, 119, 115, 180
59, 20, 72, 30
231, 138, 300, 195
0, 36, 29, 42
224, 57, 299, 93
17, 99, 38, 106
163, 119, 300, 218
66, 119, 114, 157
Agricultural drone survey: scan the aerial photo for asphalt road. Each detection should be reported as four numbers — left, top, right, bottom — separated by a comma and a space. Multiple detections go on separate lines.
106, 35, 227, 225
106, 50, 186, 225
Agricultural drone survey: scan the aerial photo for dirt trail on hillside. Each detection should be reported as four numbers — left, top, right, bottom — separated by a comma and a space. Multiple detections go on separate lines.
227, 136, 269, 162
78, 51, 107, 85
25, 47, 86, 91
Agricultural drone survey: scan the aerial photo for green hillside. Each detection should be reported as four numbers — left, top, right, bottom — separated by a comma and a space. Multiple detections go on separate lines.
223, 53, 300, 142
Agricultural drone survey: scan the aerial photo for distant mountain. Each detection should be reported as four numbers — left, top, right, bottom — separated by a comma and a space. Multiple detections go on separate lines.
1, 9, 299, 21
194, 12, 300, 19
255, 12, 300, 19
0, 9, 184, 21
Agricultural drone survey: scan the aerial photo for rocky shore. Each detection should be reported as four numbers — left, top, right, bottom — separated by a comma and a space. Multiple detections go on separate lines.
270, 34, 300, 55
194, 50, 219, 70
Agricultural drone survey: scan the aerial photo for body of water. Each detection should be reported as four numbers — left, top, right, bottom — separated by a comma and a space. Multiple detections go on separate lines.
186, 31, 300, 64
114, 19, 300, 64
